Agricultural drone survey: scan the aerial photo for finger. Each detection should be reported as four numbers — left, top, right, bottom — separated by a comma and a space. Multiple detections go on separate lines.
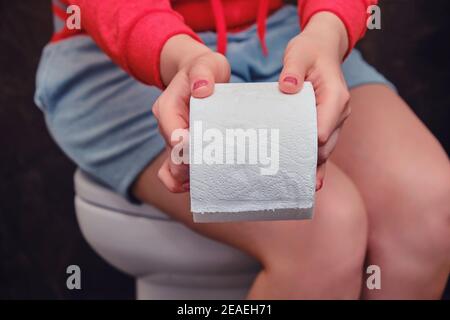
156, 75, 190, 146
169, 130, 190, 184
152, 99, 160, 119
316, 162, 327, 191
189, 54, 227, 98
169, 131, 190, 184
316, 84, 350, 146
278, 51, 314, 94
317, 127, 341, 165
169, 162, 190, 184
157, 157, 188, 193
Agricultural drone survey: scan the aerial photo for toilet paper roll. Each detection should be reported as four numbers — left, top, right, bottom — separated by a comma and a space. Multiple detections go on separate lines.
189, 82, 317, 223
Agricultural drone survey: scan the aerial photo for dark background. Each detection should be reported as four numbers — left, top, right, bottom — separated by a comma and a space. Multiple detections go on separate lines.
0, 0, 449, 299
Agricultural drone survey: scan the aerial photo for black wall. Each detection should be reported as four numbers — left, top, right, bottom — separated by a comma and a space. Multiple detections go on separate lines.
0, 0, 134, 299
0, 0, 448, 299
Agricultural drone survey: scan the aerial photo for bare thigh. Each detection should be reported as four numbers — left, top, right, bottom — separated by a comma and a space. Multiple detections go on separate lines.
332, 84, 449, 241
133, 152, 367, 270
332, 84, 450, 297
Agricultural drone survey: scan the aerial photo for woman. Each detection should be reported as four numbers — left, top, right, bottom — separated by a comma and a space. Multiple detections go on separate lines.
35, 0, 450, 299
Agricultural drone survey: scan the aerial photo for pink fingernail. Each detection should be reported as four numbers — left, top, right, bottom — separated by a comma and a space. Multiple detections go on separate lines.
283, 76, 298, 85
193, 80, 208, 91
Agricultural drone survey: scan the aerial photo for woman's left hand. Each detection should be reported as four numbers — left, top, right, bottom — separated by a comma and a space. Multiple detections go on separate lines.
278, 12, 352, 191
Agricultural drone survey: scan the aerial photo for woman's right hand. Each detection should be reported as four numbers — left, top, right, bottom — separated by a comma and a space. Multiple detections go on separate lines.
153, 35, 230, 192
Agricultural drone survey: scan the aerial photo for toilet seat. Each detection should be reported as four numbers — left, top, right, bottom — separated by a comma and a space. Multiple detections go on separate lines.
74, 170, 260, 299
74, 170, 169, 220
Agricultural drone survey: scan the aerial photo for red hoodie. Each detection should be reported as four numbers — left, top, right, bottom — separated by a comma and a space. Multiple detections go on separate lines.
51, 0, 377, 89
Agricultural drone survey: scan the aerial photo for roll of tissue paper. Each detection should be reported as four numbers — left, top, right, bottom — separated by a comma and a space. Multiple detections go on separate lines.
189, 82, 317, 223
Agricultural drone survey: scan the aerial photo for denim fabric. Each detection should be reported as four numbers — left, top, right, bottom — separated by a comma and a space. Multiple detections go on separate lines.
34, 5, 394, 200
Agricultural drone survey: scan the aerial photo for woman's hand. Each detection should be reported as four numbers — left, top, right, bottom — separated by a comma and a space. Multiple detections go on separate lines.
278, 12, 351, 191
153, 35, 230, 192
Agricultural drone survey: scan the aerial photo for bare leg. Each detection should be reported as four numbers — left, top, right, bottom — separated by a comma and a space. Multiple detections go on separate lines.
332, 84, 450, 299
133, 154, 368, 299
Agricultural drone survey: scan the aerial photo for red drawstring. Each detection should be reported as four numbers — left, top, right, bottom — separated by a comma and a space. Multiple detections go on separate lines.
210, 0, 269, 56
257, 0, 269, 55
210, 0, 228, 54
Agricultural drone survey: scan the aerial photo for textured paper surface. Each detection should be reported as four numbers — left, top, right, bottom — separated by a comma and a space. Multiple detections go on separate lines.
189, 82, 317, 222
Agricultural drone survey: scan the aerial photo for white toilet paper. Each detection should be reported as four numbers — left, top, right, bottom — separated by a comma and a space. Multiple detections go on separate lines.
189, 82, 317, 223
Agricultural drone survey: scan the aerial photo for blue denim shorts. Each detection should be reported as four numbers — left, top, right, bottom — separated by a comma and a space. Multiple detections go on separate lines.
34, 5, 394, 201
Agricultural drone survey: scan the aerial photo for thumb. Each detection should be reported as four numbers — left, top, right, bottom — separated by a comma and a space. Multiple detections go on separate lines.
278, 54, 314, 94
189, 53, 230, 98
189, 58, 216, 98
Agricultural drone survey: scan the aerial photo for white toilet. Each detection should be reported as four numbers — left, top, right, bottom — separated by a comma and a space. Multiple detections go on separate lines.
74, 169, 261, 299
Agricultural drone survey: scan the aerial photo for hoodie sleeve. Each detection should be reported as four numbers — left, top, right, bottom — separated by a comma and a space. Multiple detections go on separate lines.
66, 0, 203, 88
298, 0, 378, 57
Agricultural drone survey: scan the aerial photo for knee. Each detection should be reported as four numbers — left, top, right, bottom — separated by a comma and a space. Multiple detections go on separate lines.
371, 165, 450, 263
417, 171, 450, 260
318, 179, 369, 285
320, 164, 368, 267
261, 175, 368, 297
